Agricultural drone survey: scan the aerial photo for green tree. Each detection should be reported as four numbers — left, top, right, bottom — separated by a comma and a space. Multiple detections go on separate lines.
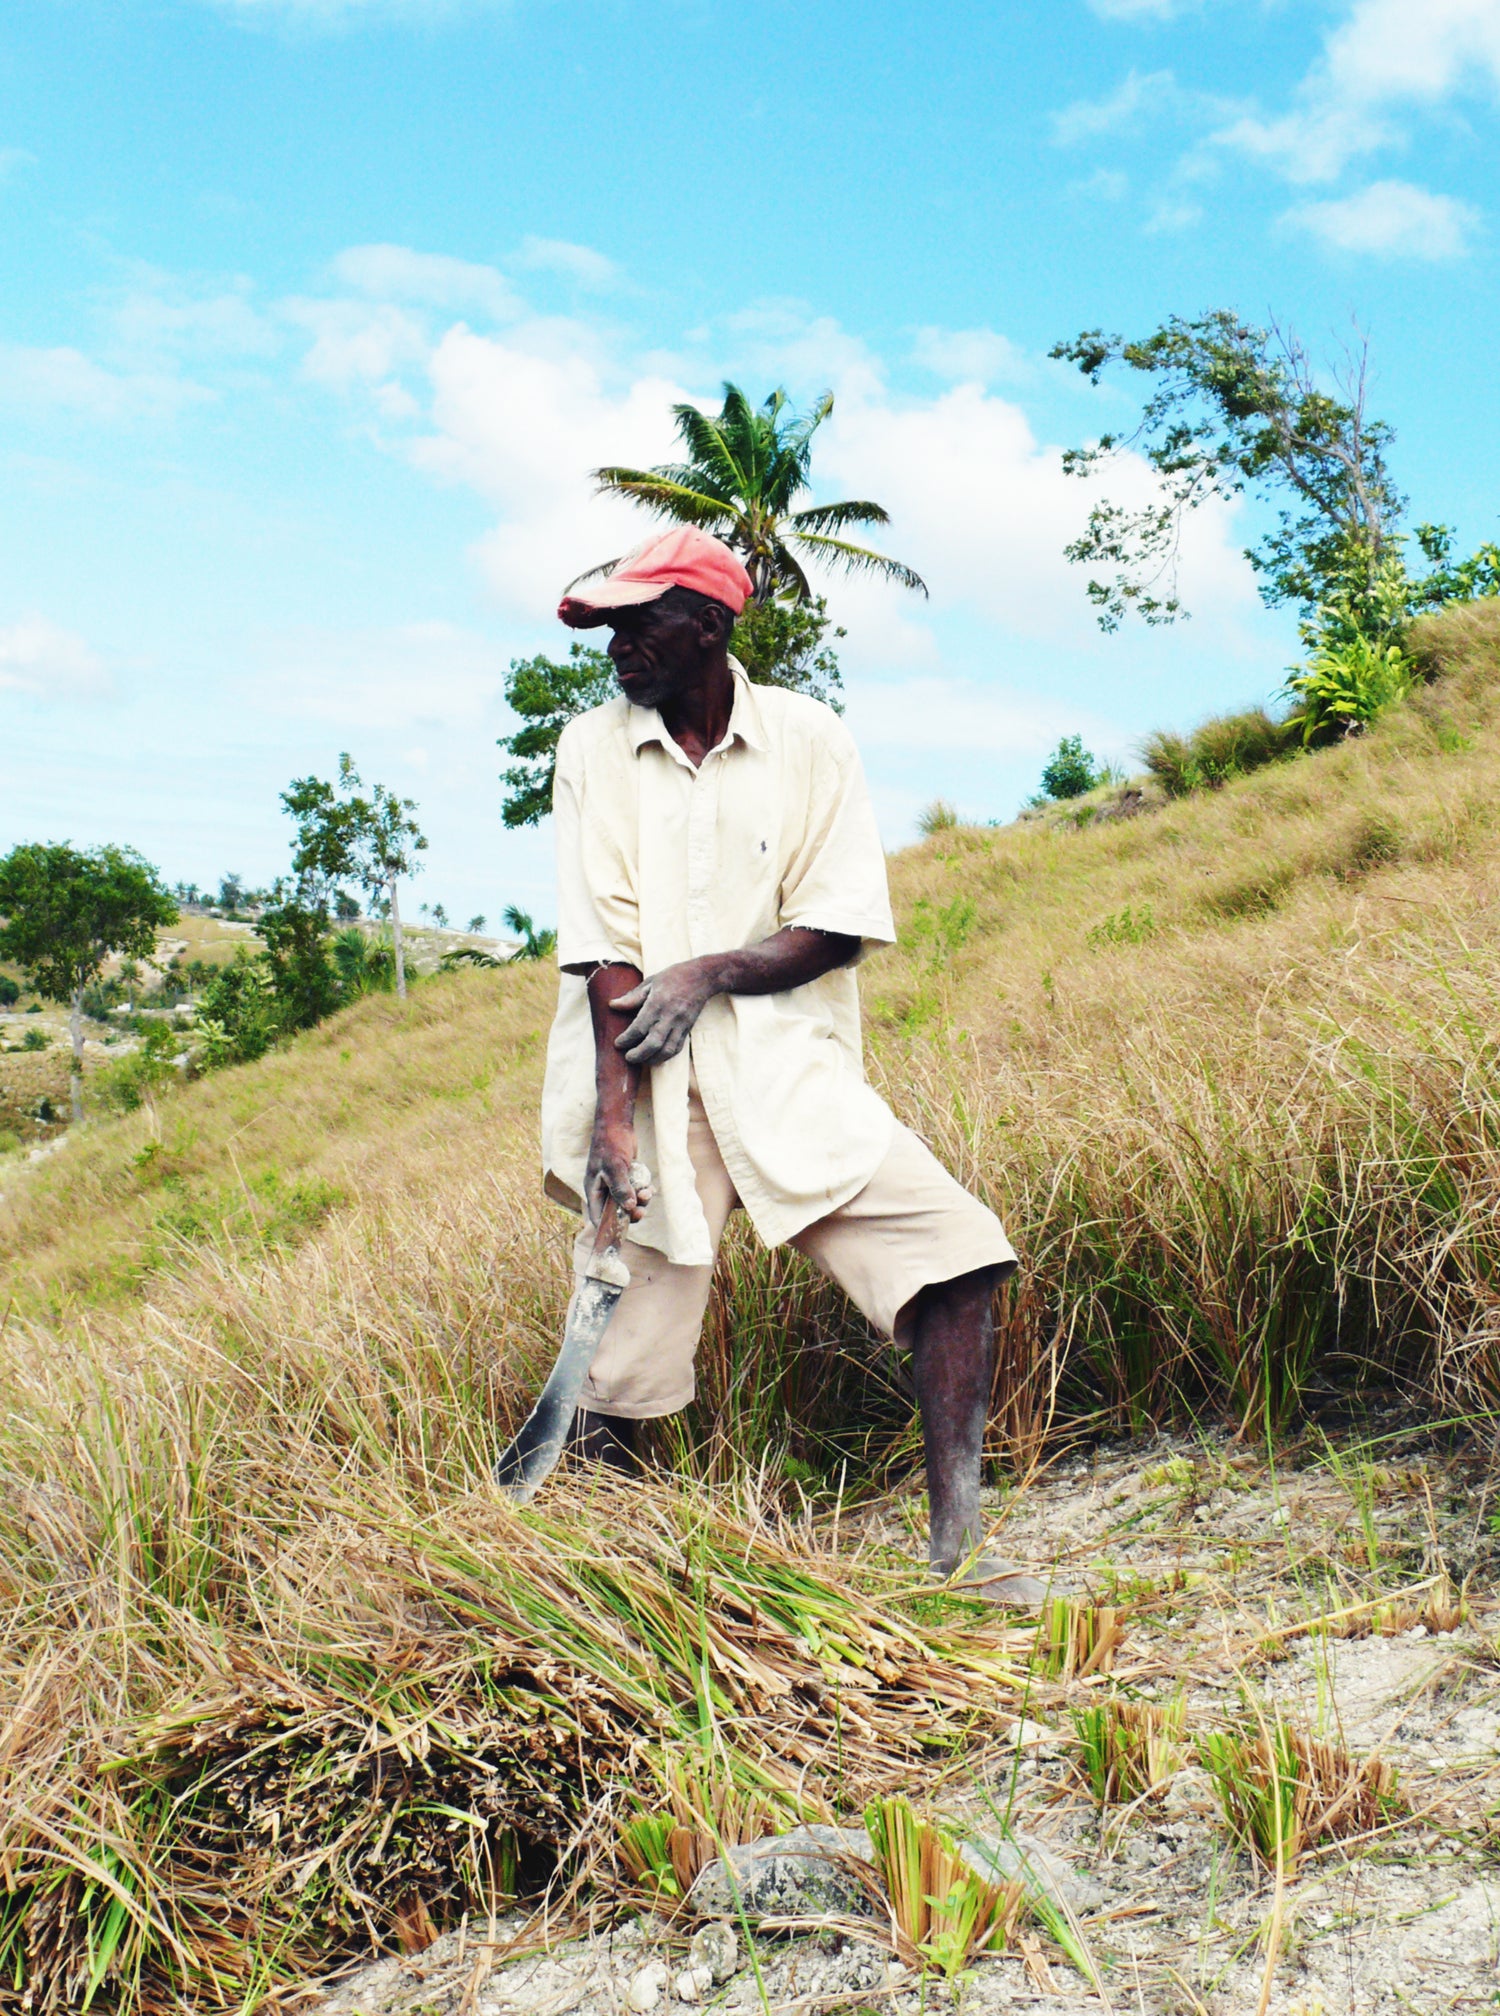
196, 953, 284, 1069
256, 887, 341, 1030
0, 842, 177, 1120
731, 596, 845, 708
498, 644, 617, 830
280, 755, 428, 999
503, 905, 556, 962
589, 383, 928, 605
1039, 736, 1100, 802
1050, 312, 1405, 633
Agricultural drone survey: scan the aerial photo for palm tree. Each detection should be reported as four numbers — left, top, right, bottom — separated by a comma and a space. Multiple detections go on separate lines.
589, 384, 927, 605
503, 905, 557, 963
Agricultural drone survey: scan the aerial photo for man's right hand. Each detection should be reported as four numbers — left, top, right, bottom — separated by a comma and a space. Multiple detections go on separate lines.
585, 1116, 651, 1224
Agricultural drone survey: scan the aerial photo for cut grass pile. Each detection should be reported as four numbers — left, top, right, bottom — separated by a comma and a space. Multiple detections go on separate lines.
0, 1289, 1029, 2012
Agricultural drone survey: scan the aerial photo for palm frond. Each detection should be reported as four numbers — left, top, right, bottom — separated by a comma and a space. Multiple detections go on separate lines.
765, 537, 813, 604
790, 499, 893, 534
782, 390, 835, 457
590, 471, 739, 530
642, 463, 739, 508
563, 555, 622, 590
671, 403, 751, 500
790, 531, 930, 596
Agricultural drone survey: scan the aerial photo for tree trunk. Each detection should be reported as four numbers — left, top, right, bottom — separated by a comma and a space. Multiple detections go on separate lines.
69, 986, 84, 1123
390, 879, 407, 1000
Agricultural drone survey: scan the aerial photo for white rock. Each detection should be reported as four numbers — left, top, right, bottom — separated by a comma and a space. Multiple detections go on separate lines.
688, 1923, 739, 1983
1270, 1505, 1291, 1527
673, 1963, 716, 2003
626, 1960, 669, 2013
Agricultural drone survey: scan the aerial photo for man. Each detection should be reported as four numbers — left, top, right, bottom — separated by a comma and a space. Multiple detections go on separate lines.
539, 524, 1050, 1605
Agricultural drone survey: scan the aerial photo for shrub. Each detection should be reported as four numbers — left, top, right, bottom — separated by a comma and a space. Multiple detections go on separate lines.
1286, 633, 1413, 744
1143, 710, 1297, 798
331, 927, 394, 1000
196, 954, 285, 1070
1191, 708, 1293, 780
1087, 904, 1157, 949
0, 976, 17, 1007
918, 799, 959, 837
93, 1022, 186, 1113
1040, 735, 1099, 801
1141, 730, 1198, 798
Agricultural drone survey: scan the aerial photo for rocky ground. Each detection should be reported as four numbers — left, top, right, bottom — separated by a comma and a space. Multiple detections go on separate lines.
294, 1425, 1500, 2016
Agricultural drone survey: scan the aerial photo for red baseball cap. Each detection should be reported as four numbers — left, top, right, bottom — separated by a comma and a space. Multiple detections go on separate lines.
557, 526, 753, 628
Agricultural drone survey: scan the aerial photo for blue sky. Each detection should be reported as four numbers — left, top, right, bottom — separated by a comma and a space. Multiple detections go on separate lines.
3, 0, 1499, 926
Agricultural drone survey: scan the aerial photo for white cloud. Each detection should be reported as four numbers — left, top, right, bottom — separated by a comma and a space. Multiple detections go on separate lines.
0, 616, 108, 698
0, 344, 209, 420
330, 243, 519, 321
1053, 68, 1180, 144
850, 676, 1122, 757
1073, 168, 1131, 201
111, 269, 280, 360
1215, 0, 1500, 183
1089, 0, 1197, 18
1145, 193, 1204, 232
515, 237, 621, 291
282, 298, 431, 389
284, 255, 1264, 669
253, 619, 507, 730
910, 327, 1030, 385
1285, 177, 1480, 256
812, 378, 1255, 648
416, 325, 686, 616
206, 0, 490, 19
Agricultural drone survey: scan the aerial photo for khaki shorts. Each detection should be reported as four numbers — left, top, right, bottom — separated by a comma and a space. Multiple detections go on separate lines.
576, 1089, 1017, 1419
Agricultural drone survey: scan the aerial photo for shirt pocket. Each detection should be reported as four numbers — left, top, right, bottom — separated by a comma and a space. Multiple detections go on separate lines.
719, 751, 783, 938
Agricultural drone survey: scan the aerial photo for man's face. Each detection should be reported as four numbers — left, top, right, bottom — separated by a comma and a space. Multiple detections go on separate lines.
605, 595, 716, 711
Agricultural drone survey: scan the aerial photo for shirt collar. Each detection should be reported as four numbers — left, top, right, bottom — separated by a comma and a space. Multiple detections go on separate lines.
627, 655, 768, 758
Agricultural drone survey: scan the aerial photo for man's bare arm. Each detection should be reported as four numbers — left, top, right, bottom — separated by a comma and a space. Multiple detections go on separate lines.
580, 961, 649, 1223
608, 927, 861, 1069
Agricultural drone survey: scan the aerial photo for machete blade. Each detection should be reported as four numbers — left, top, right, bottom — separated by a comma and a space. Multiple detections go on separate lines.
493, 1167, 647, 1503
492, 1274, 626, 1500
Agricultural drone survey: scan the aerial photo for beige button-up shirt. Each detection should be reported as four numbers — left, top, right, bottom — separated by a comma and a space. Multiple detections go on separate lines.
540, 662, 898, 1266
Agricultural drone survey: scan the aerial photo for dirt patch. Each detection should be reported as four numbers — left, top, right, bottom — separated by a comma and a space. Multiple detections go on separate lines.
298, 1428, 1500, 2016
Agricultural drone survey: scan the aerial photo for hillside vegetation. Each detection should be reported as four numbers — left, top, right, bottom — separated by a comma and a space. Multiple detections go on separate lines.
8, 599, 1500, 1433
3, 603, 1500, 2010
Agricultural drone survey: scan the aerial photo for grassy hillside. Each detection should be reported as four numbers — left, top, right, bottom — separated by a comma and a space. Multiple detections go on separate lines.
8, 598, 1500, 1432
3, 601, 1500, 2011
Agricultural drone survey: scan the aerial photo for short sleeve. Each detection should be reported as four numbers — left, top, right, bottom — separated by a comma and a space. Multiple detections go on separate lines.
553, 723, 641, 970
778, 718, 896, 956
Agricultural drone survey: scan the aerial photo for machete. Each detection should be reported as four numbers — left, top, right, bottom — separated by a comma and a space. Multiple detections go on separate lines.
493, 1164, 648, 1501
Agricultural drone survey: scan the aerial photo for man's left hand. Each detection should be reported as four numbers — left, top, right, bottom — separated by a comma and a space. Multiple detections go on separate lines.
611, 961, 717, 1067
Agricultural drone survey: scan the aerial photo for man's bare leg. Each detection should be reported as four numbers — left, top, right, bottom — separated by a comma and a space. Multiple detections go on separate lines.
909, 1267, 1054, 1608
569, 1407, 642, 1475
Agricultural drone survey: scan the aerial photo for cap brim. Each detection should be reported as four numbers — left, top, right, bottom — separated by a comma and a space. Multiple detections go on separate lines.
557, 579, 671, 629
